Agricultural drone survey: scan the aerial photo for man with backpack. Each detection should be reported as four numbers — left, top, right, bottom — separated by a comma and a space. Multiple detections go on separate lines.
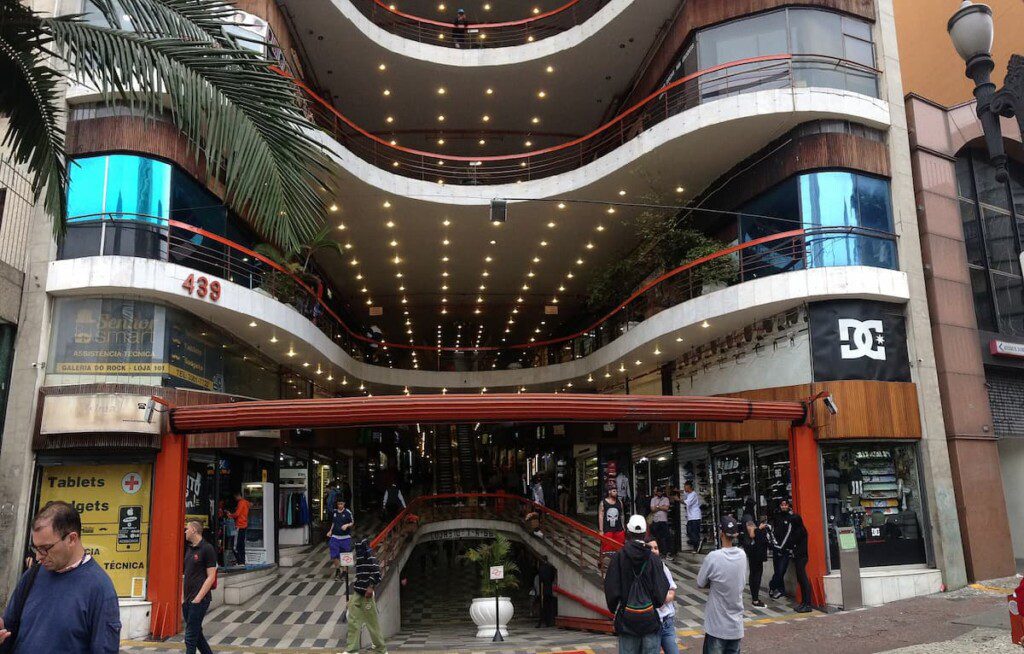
604, 515, 671, 654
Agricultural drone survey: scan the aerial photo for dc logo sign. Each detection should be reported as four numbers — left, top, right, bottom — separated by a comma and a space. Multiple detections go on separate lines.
838, 319, 886, 361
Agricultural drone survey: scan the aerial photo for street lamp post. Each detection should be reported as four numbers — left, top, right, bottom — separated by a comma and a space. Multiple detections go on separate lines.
947, 0, 1024, 182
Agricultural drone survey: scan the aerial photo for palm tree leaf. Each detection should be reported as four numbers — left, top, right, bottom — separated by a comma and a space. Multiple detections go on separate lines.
87, 0, 236, 45
0, 1, 69, 233
45, 10, 334, 249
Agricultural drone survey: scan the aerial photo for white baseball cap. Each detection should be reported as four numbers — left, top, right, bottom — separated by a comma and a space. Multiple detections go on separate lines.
626, 514, 647, 535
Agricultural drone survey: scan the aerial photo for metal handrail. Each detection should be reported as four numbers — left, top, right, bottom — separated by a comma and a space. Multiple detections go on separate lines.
355, 0, 614, 48
285, 53, 878, 185
60, 214, 897, 371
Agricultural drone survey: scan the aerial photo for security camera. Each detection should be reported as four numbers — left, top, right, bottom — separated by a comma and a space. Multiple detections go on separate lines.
823, 394, 839, 416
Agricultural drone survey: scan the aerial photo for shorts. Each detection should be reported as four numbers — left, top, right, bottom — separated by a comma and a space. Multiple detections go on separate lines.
600, 530, 626, 553
329, 536, 353, 559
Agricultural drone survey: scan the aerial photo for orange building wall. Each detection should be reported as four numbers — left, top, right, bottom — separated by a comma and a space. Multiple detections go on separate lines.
895, 0, 1024, 107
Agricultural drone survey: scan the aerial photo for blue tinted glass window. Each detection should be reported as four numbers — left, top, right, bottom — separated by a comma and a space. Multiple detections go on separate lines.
66, 156, 108, 221
104, 155, 171, 223
799, 172, 896, 269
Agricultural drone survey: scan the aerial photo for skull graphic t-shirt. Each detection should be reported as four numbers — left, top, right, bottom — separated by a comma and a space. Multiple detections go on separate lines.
602, 498, 625, 533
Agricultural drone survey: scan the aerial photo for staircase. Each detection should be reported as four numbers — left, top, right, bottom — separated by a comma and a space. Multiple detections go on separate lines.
434, 431, 455, 494
455, 423, 482, 493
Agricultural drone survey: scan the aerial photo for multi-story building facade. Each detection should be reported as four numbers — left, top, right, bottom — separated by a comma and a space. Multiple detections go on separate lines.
896, 0, 1024, 580
0, 0, 977, 637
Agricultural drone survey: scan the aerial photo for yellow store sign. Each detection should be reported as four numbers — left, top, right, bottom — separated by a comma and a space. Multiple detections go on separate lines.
38, 463, 152, 597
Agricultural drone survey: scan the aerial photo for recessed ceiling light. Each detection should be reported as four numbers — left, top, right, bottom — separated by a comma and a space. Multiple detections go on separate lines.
441, 256, 449, 262
390, 239, 398, 247
479, 139, 486, 145
385, 116, 394, 123
676, 336, 683, 342
596, 225, 605, 231
676, 186, 685, 193
383, 200, 391, 208
558, 285, 565, 292
437, 87, 446, 95
532, 256, 540, 263
329, 203, 339, 212
547, 222, 556, 228
356, 273, 363, 280
437, 115, 445, 122
525, 140, 533, 147
702, 320, 710, 328
586, 242, 594, 249
482, 115, 490, 122
442, 219, 451, 226
607, 207, 616, 214
522, 284, 529, 290
485, 88, 494, 95
540, 240, 548, 246
443, 238, 450, 245
576, 258, 584, 265
479, 284, 486, 290
538, 91, 546, 98
386, 220, 395, 228
531, 117, 540, 124
546, 65, 554, 73
437, 138, 445, 145
344, 243, 352, 249
379, 63, 387, 71
567, 272, 574, 278
654, 347, 661, 355
249, 320, 257, 327
382, 89, 391, 96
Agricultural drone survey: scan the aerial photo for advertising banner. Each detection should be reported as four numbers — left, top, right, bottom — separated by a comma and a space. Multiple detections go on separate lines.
38, 463, 152, 597
51, 298, 159, 375
185, 462, 211, 527
809, 300, 911, 382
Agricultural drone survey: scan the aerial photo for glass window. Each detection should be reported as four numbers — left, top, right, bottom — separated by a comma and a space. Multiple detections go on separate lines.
698, 12, 788, 67
739, 178, 803, 279
103, 155, 171, 221
992, 273, 1024, 336
789, 9, 844, 59
960, 200, 986, 267
823, 443, 927, 569
66, 156, 107, 221
970, 267, 997, 332
799, 172, 896, 269
983, 207, 1020, 276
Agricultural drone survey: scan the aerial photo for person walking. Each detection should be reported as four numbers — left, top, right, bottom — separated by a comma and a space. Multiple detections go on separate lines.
647, 540, 679, 654
739, 515, 769, 608
682, 481, 703, 554
343, 539, 388, 654
789, 514, 814, 613
649, 487, 672, 561
0, 501, 121, 652
328, 498, 355, 581
535, 556, 557, 628
453, 8, 469, 48
616, 471, 632, 515
382, 483, 406, 524
767, 499, 794, 600
228, 490, 250, 566
696, 516, 747, 654
598, 486, 626, 573
184, 520, 218, 654
531, 475, 546, 507
604, 515, 671, 654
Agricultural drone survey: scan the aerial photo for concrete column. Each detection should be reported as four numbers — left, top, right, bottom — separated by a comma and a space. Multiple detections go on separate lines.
789, 424, 825, 607
874, 0, 968, 589
149, 429, 188, 638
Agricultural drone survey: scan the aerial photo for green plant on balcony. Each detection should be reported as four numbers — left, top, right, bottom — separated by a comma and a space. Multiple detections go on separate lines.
254, 226, 344, 305
461, 533, 521, 596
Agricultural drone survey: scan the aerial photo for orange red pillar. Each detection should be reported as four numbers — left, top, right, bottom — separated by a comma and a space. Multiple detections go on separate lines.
788, 423, 826, 607
148, 429, 188, 639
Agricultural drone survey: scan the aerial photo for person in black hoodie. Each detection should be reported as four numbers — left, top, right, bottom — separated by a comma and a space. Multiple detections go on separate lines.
604, 515, 671, 654
739, 516, 769, 608
767, 499, 794, 600
789, 514, 814, 613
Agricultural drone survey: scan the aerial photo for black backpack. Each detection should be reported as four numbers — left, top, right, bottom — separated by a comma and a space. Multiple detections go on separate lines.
614, 558, 662, 636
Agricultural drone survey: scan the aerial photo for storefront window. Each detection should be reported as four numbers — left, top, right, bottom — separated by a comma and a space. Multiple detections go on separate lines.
822, 443, 927, 569
48, 297, 284, 398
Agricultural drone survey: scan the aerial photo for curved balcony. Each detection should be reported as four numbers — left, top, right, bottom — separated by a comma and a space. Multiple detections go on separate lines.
352, 0, 614, 49
295, 54, 885, 195
50, 214, 907, 390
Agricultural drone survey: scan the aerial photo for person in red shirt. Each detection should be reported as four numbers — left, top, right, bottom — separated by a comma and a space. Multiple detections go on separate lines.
228, 491, 250, 566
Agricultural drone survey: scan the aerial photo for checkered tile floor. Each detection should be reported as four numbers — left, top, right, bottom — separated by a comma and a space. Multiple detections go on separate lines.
122, 521, 817, 652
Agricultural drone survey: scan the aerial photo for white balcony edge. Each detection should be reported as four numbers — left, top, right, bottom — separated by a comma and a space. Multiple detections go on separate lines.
330, 0, 633, 66
46, 257, 909, 390
314, 87, 891, 206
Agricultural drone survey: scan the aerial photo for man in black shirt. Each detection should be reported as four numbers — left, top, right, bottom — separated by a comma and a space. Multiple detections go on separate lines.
453, 8, 469, 48
535, 557, 557, 628
184, 520, 217, 654
598, 486, 626, 573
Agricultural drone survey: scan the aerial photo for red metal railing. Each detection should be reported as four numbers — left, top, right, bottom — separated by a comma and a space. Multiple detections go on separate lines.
367, 492, 622, 581
288, 53, 878, 185
355, 0, 613, 48
60, 214, 897, 373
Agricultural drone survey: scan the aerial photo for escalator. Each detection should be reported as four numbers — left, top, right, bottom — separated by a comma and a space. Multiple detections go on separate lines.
434, 430, 456, 494
455, 423, 483, 493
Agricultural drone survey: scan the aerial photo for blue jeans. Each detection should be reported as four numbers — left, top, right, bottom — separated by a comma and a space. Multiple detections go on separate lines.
618, 632, 660, 654
660, 615, 680, 654
769, 551, 790, 595
686, 519, 702, 550
234, 527, 247, 565
183, 596, 213, 654
702, 633, 741, 654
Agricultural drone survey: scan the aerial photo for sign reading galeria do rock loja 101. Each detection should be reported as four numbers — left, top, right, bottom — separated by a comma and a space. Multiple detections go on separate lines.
809, 300, 911, 382
38, 463, 152, 597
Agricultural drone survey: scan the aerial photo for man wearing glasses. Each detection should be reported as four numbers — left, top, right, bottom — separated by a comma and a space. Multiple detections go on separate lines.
0, 501, 120, 652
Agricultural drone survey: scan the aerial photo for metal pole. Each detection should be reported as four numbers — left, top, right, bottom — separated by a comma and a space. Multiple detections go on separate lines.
492, 579, 503, 642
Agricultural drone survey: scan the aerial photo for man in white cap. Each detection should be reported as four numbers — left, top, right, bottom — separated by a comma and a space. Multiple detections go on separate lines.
604, 515, 670, 654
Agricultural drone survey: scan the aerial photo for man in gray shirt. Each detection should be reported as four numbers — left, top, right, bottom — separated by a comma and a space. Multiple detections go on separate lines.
696, 515, 747, 654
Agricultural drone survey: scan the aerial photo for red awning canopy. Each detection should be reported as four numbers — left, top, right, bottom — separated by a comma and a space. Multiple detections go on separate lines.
167, 393, 806, 434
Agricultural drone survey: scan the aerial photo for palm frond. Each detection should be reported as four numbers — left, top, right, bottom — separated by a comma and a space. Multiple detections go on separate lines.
0, 0, 68, 232
88, 0, 236, 45
45, 9, 334, 249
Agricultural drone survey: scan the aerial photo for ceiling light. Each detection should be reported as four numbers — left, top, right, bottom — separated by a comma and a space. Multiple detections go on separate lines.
437, 87, 446, 95
392, 161, 399, 167
558, 285, 565, 292
596, 224, 605, 231
532, 256, 540, 263
329, 203, 338, 212
531, 117, 540, 124
538, 91, 546, 98
249, 320, 257, 327
485, 256, 493, 262
390, 139, 397, 145
482, 271, 489, 277
382, 89, 390, 96
479, 139, 486, 145
443, 219, 451, 226
635, 360, 642, 366
546, 65, 554, 73
486, 88, 494, 95
525, 140, 533, 147
676, 186, 685, 193
350, 258, 358, 266
586, 242, 594, 249
442, 271, 449, 277
344, 243, 353, 249
385, 116, 394, 124
566, 272, 574, 279
576, 258, 583, 265
604, 371, 611, 378
379, 63, 387, 71
389, 239, 398, 247
386, 220, 395, 228
356, 273, 363, 280
393, 256, 401, 264
540, 240, 548, 246
527, 271, 535, 278
270, 335, 278, 343
654, 347, 661, 355
441, 256, 449, 262
443, 238, 450, 245
479, 284, 486, 290
522, 284, 529, 290
437, 138, 445, 145
676, 336, 683, 342
619, 363, 626, 372
607, 207, 616, 214
337, 223, 346, 231
618, 190, 626, 196
482, 115, 490, 122
437, 115, 445, 122
702, 320, 710, 328
484, 3, 491, 8
287, 348, 296, 357
547, 222, 556, 228
361, 287, 367, 293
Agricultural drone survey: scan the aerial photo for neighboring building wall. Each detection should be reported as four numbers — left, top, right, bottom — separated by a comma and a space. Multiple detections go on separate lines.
904, 94, 1018, 580
997, 439, 1024, 565
894, 0, 1024, 107
876, 0, 968, 588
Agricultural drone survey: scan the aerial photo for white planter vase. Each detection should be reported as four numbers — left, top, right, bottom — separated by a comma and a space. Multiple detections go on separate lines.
469, 596, 514, 638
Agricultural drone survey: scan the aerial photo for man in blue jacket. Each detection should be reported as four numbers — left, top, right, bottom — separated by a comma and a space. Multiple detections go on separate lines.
0, 501, 121, 653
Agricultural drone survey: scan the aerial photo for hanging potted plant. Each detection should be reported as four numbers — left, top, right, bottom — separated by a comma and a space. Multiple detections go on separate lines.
462, 533, 521, 638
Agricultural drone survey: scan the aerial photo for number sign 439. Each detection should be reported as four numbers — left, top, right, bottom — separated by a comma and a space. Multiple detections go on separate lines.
181, 274, 221, 302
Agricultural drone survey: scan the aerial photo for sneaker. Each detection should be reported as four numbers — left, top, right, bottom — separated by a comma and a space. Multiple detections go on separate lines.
751, 600, 766, 608
794, 604, 812, 613
768, 590, 782, 600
